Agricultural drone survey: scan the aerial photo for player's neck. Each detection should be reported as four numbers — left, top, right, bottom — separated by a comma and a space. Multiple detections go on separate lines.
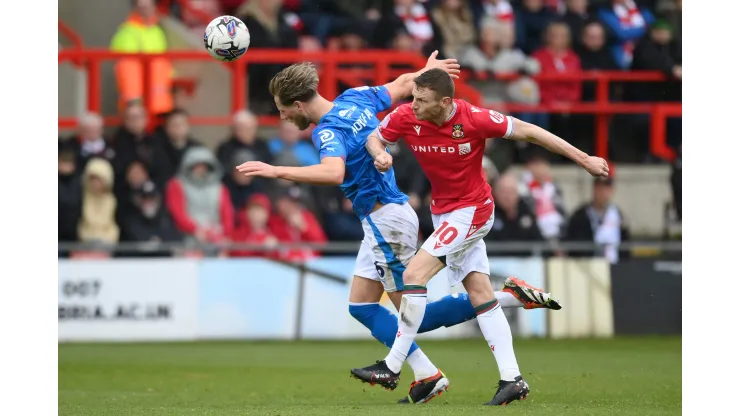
307, 95, 335, 125
430, 105, 456, 127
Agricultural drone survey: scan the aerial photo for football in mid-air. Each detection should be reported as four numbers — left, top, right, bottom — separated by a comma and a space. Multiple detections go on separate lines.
203, 15, 250, 62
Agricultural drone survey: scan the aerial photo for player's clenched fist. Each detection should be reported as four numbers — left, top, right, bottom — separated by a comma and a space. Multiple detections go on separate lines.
374, 153, 393, 172
582, 156, 610, 177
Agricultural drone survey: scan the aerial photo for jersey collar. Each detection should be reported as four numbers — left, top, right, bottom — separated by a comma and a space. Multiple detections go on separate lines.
443, 101, 458, 123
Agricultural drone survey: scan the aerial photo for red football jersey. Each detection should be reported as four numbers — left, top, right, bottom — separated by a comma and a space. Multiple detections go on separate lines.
377, 99, 514, 215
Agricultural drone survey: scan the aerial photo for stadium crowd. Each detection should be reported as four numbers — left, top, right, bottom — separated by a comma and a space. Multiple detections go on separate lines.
58, 0, 682, 261
58, 105, 637, 262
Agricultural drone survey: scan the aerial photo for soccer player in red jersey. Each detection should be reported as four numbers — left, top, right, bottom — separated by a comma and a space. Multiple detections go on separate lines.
350, 68, 609, 406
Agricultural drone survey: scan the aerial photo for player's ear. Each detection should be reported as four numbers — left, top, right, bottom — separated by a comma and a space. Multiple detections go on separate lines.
441, 96, 453, 107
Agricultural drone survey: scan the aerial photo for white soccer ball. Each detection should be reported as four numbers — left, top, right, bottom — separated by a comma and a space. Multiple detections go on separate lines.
203, 15, 251, 62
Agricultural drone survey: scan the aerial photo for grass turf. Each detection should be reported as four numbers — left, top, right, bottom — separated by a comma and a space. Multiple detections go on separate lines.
59, 337, 680, 415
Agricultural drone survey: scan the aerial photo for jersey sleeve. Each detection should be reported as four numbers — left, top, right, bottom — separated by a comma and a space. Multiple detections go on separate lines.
347, 85, 392, 113
470, 105, 515, 140
311, 128, 346, 161
375, 106, 407, 145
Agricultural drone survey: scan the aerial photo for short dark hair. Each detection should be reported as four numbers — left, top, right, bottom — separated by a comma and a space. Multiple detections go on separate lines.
269, 62, 320, 106
165, 108, 189, 122
413, 68, 455, 99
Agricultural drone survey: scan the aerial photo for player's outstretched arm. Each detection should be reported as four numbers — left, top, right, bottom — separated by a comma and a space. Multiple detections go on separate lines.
508, 118, 610, 177
236, 157, 345, 186
384, 50, 460, 104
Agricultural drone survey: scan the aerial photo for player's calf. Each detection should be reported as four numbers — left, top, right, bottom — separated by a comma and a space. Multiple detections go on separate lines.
463, 272, 525, 396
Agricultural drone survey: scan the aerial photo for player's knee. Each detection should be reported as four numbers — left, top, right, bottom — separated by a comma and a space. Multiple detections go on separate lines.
402, 267, 426, 286
462, 272, 495, 305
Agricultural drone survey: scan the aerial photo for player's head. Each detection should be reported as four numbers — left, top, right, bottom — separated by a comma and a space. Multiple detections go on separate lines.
269, 62, 319, 131
411, 68, 455, 122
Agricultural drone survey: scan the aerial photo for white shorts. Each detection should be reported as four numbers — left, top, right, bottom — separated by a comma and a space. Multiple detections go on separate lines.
354, 202, 419, 292
420, 205, 495, 287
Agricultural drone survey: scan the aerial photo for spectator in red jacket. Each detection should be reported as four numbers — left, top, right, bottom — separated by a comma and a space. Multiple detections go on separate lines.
165, 146, 234, 245
532, 21, 582, 106
268, 188, 327, 262
230, 193, 279, 258
532, 21, 582, 140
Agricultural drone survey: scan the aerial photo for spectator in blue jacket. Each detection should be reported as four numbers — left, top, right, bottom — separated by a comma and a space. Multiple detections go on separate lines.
597, 0, 654, 69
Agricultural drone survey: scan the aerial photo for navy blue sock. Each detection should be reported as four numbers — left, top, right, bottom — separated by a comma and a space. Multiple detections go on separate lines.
349, 303, 419, 355
418, 293, 477, 333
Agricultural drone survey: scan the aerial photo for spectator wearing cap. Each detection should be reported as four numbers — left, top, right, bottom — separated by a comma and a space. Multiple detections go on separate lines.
269, 188, 327, 262
59, 142, 82, 244
119, 181, 182, 257
565, 165, 631, 263
656, 0, 681, 40
629, 19, 681, 100
216, 110, 272, 176
597, 0, 654, 69
518, 149, 567, 240
78, 158, 120, 244
268, 120, 320, 168
223, 149, 270, 214
230, 193, 279, 258
165, 147, 234, 246
486, 173, 544, 256
626, 18, 681, 155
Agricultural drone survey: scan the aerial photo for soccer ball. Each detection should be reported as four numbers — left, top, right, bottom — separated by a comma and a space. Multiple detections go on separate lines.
203, 15, 251, 62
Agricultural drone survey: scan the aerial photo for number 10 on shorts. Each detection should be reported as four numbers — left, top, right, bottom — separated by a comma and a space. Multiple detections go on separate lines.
432, 221, 459, 250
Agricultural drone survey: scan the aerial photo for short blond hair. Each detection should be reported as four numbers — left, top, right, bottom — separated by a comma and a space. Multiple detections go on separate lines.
269, 62, 319, 106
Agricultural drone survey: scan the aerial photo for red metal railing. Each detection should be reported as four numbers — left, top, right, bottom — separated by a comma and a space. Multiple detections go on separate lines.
58, 20, 83, 52
57, 49, 681, 161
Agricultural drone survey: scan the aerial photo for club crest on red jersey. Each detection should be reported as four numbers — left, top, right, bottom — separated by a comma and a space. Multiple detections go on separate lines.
452, 124, 465, 139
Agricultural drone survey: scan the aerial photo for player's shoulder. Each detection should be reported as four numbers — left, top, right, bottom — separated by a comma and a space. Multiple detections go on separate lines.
312, 122, 345, 143
456, 99, 484, 117
337, 85, 386, 104
458, 99, 508, 123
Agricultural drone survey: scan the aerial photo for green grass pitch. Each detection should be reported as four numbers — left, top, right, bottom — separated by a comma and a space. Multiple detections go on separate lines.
59, 337, 680, 415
